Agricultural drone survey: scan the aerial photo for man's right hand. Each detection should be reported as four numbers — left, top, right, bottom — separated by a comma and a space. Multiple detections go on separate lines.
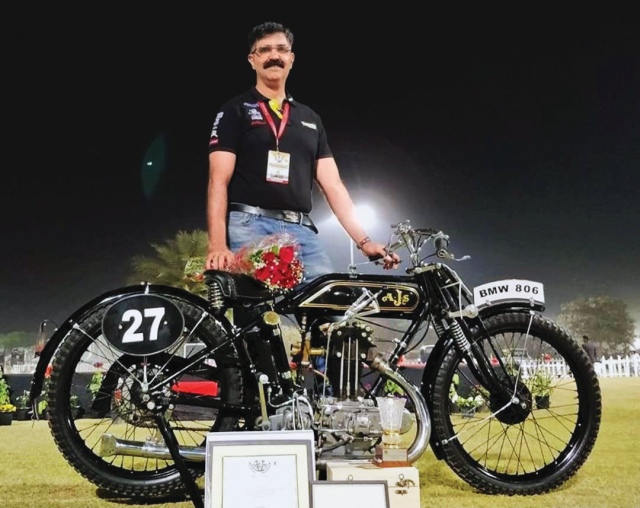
206, 247, 236, 270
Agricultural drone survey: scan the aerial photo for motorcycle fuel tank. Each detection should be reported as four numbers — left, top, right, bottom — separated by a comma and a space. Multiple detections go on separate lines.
290, 273, 424, 319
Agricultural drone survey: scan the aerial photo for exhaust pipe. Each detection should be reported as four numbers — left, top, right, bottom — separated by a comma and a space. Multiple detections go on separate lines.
100, 434, 206, 462
99, 354, 431, 464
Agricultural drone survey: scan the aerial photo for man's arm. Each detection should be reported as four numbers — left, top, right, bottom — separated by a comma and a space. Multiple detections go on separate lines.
315, 157, 399, 268
315, 157, 367, 242
206, 151, 236, 270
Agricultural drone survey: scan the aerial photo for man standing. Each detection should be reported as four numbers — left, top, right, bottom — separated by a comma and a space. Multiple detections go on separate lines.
582, 335, 601, 375
205, 21, 399, 281
582, 335, 598, 363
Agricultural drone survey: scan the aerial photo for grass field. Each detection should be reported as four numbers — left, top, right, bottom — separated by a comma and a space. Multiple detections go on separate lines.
0, 377, 638, 508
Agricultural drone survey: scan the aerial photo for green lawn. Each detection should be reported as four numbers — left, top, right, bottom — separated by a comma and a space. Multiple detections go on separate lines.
0, 377, 638, 508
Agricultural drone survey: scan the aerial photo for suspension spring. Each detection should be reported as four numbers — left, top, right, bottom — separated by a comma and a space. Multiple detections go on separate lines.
450, 320, 471, 354
206, 280, 224, 311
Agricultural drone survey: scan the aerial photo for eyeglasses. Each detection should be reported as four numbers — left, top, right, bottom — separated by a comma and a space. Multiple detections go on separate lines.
252, 45, 292, 57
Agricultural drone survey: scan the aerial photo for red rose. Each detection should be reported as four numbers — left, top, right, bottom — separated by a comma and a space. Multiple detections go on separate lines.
279, 245, 295, 263
262, 251, 277, 264
255, 266, 271, 281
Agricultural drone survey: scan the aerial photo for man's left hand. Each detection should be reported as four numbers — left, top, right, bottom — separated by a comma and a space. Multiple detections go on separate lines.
361, 241, 401, 270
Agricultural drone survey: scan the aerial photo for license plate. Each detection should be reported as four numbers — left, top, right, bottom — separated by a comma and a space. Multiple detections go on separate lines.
473, 279, 545, 308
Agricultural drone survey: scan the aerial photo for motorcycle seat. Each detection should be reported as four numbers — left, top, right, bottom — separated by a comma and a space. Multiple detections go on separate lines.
204, 270, 276, 302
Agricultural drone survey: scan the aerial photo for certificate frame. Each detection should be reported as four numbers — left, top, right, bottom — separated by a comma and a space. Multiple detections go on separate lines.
205, 430, 315, 508
310, 480, 390, 508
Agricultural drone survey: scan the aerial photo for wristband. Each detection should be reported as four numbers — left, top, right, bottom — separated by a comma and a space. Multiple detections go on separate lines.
356, 236, 371, 250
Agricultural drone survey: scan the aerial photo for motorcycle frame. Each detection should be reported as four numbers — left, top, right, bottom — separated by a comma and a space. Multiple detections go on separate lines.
29, 262, 544, 445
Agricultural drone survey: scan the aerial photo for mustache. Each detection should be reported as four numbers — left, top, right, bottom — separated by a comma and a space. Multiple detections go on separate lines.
264, 59, 285, 69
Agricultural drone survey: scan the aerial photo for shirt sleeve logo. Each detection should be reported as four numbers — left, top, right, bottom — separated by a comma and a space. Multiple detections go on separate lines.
209, 112, 224, 147
210, 111, 224, 140
301, 121, 317, 130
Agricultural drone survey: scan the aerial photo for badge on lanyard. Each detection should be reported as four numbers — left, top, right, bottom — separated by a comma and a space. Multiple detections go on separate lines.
267, 150, 290, 183
259, 101, 291, 185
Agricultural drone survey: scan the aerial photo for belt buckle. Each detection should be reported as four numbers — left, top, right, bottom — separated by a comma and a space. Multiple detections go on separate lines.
283, 210, 301, 223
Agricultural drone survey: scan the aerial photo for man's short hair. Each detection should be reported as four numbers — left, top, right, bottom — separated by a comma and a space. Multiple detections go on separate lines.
248, 21, 294, 52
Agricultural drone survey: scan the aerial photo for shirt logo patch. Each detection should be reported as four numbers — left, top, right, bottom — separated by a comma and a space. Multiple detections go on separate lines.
249, 108, 264, 121
243, 102, 264, 122
301, 121, 317, 130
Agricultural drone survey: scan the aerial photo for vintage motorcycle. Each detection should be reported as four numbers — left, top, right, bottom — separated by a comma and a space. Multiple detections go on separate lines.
29, 220, 601, 502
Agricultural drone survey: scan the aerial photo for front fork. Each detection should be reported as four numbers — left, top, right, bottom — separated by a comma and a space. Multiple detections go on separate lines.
434, 315, 513, 395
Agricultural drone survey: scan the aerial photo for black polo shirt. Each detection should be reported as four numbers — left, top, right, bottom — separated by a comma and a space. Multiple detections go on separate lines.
208, 88, 332, 213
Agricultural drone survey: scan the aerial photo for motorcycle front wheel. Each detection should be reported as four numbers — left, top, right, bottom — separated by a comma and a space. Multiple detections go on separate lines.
44, 293, 246, 499
430, 311, 601, 495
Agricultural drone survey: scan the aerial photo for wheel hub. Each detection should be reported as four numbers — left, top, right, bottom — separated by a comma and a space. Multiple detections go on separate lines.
489, 385, 532, 424
114, 363, 171, 427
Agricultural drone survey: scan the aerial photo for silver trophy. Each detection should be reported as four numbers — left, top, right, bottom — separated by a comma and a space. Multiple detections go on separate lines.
375, 396, 409, 466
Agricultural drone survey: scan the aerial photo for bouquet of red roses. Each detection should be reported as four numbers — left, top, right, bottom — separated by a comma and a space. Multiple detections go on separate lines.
229, 233, 305, 292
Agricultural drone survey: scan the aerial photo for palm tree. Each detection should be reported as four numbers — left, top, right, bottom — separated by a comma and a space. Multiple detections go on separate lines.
128, 230, 208, 296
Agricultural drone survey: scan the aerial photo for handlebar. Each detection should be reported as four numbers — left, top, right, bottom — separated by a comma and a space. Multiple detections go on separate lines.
369, 219, 468, 269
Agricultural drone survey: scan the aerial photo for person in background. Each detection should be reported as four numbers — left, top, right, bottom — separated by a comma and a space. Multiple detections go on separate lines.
582, 334, 598, 363
205, 21, 399, 281
630, 350, 639, 376
582, 334, 601, 375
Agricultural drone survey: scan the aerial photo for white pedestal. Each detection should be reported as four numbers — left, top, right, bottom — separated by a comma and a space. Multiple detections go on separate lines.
326, 461, 420, 508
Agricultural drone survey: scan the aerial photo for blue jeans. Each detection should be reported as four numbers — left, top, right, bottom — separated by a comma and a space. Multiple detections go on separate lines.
228, 211, 334, 285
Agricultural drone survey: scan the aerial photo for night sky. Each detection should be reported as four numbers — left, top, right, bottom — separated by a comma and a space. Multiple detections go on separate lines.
2, 9, 639, 335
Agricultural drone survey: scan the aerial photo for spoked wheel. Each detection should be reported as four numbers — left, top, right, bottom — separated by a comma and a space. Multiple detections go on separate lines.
45, 292, 246, 499
431, 312, 601, 495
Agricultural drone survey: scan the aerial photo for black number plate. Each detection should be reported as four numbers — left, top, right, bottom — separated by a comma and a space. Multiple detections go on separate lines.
102, 294, 185, 356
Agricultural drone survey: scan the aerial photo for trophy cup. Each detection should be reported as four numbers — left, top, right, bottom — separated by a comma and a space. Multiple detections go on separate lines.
374, 396, 409, 466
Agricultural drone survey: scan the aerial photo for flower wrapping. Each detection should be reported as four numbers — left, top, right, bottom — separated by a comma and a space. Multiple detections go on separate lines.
229, 233, 304, 291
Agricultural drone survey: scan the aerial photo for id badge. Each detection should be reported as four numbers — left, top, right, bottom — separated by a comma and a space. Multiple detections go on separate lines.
266, 150, 290, 184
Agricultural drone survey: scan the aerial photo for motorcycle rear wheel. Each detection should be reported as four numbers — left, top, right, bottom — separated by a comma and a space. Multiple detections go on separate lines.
431, 311, 601, 495
45, 295, 245, 499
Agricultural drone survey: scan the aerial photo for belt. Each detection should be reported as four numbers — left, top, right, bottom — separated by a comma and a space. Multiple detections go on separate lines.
229, 203, 318, 233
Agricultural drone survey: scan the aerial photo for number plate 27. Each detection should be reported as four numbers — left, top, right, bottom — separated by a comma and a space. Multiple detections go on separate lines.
473, 279, 545, 309
102, 295, 185, 356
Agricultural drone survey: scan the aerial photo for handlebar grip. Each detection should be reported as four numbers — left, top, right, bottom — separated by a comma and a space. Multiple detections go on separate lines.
369, 255, 403, 267
434, 233, 450, 258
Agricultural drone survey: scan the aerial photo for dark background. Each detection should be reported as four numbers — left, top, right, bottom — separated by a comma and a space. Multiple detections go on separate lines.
2, 7, 639, 335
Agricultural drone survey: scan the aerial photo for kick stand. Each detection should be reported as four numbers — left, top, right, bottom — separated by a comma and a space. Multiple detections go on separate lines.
153, 411, 204, 508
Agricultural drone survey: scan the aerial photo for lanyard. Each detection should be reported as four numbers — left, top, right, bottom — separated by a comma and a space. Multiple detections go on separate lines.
258, 100, 290, 152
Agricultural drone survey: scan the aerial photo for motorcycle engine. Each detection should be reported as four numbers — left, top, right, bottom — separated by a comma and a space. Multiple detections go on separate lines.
266, 319, 413, 458
307, 320, 386, 455
318, 397, 382, 436
318, 321, 377, 399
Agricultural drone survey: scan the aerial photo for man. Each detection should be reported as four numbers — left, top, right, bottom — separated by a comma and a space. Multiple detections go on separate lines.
205, 21, 399, 282
581, 334, 598, 364
582, 334, 602, 375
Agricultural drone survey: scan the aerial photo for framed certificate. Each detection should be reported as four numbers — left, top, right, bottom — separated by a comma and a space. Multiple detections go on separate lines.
204, 430, 315, 508
310, 480, 390, 508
